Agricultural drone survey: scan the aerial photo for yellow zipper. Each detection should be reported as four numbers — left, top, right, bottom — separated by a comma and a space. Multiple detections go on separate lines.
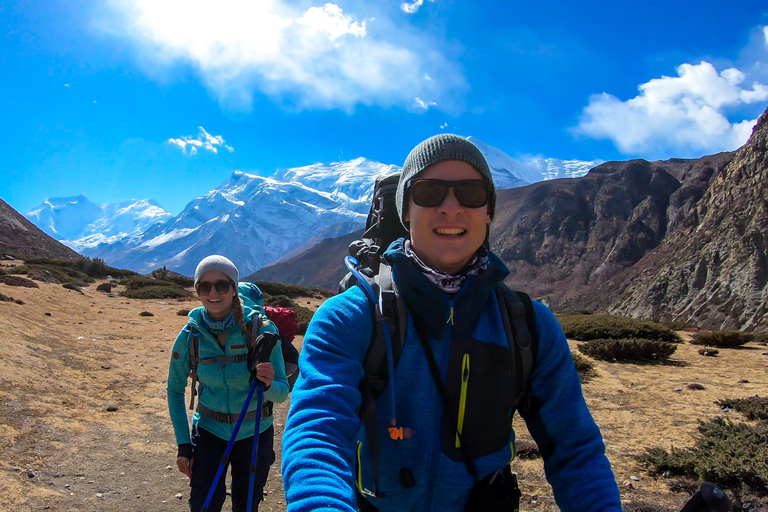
455, 353, 470, 448
356, 441, 363, 492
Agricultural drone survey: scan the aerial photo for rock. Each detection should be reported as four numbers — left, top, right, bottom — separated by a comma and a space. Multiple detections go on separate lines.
139, 311, 154, 317
101, 365, 111, 370
96, 283, 112, 293
630, 475, 639, 481
106, 405, 119, 412
738, 379, 749, 383
26, 469, 35, 478
674, 387, 683, 392
108, 293, 116, 298
177, 309, 191, 316
45, 312, 51, 317
175, 493, 184, 500
96, 493, 103, 498
687, 383, 705, 390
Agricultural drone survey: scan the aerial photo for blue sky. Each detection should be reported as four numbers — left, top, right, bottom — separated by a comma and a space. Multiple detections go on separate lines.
3, 0, 768, 216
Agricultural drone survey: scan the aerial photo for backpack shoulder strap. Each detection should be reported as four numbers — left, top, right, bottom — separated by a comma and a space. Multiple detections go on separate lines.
494, 284, 538, 409
187, 324, 201, 410
360, 261, 406, 403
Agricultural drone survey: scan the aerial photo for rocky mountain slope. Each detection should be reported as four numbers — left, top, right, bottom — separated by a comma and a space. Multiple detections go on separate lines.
0, 198, 80, 260
579, 108, 768, 330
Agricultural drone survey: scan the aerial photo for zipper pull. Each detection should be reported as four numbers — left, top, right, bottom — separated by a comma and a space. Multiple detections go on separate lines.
446, 303, 455, 326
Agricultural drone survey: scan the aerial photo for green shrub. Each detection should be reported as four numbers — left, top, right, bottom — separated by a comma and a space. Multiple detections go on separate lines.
664, 320, 698, 331
577, 338, 677, 362
255, 281, 331, 299
571, 351, 596, 378
264, 294, 297, 308
151, 267, 194, 287
690, 331, 754, 348
557, 314, 681, 342
716, 397, 768, 421
120, 276, 170, 290
10, 257, 135, 286
292, 305, 314, 335
635, 417, 768, 495
120, 285, 194, 299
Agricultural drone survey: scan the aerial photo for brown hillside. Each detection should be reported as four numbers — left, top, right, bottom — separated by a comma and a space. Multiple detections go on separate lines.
0, 198, 80, 260
579, 106, 768, 331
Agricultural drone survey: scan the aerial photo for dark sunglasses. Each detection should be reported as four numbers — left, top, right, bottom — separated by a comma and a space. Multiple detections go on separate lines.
197, 280, 233, 296
408, 179, 489, 209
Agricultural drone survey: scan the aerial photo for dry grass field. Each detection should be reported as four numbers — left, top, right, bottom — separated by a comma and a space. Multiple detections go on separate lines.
0, 274, 765, 511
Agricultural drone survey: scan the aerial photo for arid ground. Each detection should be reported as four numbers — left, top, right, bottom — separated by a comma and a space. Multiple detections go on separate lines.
1, 273, 766, 511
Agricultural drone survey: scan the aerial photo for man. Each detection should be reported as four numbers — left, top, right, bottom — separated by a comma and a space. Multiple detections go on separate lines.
282, 134, 622, 511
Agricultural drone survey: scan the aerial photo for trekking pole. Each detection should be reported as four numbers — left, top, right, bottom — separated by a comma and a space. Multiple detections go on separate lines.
246, 384, 265, 512
246, 332, 278, 512
679, 482, 730, 512
200, 378, 259, 512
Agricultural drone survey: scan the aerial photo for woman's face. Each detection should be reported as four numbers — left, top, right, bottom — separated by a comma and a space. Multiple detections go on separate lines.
196, 270, 236, 321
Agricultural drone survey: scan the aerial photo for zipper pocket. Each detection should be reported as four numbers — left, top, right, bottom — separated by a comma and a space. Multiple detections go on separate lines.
455, 353, 470, 448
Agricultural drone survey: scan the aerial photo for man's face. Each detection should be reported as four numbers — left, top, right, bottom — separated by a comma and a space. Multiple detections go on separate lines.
405, 160, 491, 274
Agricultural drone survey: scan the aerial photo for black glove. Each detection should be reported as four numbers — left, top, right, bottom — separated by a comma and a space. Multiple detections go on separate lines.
247, 332, 279, 385
177, 443, 194, 460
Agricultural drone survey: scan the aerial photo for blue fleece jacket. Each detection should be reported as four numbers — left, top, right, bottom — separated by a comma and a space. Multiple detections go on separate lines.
167, 305, 289, 444
282, 240, 621, 512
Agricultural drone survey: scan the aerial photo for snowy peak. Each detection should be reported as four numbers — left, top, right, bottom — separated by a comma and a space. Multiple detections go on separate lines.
24, 196, 171, 250
467, 136, 599, 185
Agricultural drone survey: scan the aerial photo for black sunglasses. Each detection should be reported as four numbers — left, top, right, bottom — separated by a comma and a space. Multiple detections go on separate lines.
408, 178, 489, 209
197, 280, 233, 296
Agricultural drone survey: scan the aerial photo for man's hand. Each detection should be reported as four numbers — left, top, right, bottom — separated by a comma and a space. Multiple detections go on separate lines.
177, 456, 194, 478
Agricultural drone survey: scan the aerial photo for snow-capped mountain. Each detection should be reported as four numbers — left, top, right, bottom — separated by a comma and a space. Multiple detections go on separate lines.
467, 137, 599, 184
26, 138, 599, 276
82, 158, 400, 275
24, 196, 171, 252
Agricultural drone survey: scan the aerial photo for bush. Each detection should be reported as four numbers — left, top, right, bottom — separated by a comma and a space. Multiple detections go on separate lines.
121, 285, 194, 299
716, 397, 768, 421
0, 275, 39, 288
255, 281, 331, 299
292, 305, 315, 335
10, 257, 136, 286
571, 351, 596, 378
690, 331, 754, 348
635, 417, 768, 496
62, 283, 83, 293
558, 314, 681, 342
151, 267, 194, 288
577, 338, 677, 362
264, 295, 297, 308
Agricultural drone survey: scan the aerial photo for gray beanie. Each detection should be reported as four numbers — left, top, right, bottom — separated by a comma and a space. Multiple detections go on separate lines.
194, 255, 239, 286
396, 134, 496, 227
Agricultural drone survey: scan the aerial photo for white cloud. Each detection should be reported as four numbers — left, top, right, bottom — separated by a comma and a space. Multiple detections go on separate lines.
410, 97, 437, 112
167, 127, 234, 155
401, 0, 433, 14
98, 0, 462, 112
575, 61, 768, 156
298, 4, 366, 41
440, 122, 448, 129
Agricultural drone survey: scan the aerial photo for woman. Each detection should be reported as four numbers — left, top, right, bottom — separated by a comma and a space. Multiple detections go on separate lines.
167, 255, 289, 512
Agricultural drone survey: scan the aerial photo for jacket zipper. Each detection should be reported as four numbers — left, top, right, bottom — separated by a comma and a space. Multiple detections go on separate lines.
455, 353, 470, 448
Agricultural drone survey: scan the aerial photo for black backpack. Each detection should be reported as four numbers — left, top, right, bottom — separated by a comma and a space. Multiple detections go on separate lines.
338, 171, 539, 498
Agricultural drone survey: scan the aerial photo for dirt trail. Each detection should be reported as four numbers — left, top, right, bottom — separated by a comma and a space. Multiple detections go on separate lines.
0, 277, 765, 511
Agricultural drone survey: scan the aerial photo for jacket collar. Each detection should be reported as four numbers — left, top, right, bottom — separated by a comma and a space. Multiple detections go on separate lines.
384, 238, 509, 340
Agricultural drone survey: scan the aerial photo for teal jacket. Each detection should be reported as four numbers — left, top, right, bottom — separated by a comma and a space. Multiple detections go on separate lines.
167, 305, 289, 444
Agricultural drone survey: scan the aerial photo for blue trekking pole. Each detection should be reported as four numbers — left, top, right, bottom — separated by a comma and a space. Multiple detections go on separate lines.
246, 332, 278, 512
200, 379, 259, 512
246, 384, 265, 512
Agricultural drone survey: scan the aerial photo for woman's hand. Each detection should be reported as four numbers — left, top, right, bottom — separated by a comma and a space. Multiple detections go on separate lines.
177, 456, 194, 478
255, 362, 275, 387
